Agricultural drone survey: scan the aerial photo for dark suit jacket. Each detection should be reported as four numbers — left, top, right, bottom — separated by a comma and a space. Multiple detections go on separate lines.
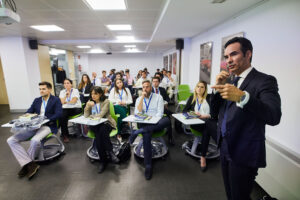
79, 83, 93, 95
211, 68, 281, 168
27, 95, 62, 134
152, 87, 170, 102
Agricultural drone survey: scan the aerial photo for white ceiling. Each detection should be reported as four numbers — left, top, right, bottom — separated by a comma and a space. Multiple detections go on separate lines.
0, 0, 266, 53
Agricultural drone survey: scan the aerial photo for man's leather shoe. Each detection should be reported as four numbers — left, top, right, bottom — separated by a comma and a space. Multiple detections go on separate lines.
27, 162, 40, 180
18, 164, 28, 178
145, 166, 153, 180
98, 162, 107, 174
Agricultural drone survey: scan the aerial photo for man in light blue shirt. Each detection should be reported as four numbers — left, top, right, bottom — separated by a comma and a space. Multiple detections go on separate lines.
130, 80, 172, 180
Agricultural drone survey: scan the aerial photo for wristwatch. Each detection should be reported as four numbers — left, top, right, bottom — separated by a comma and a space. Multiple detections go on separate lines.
239, 92, 246, 102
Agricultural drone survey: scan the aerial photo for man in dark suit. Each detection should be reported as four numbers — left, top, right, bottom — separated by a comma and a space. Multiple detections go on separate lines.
152, 76, 174, 145
211, 37, 281, 200
7, 82, 62, 180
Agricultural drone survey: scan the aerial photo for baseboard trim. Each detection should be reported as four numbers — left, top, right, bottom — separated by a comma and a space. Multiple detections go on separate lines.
9, 109, 26, 113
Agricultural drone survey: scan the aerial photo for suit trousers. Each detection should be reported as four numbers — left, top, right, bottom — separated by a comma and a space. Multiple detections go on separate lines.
7, 126, 51, 167
90, 123, 113, 163
60, 108, 82, 137
220, 138, 258, 200
138, 117, 171, 167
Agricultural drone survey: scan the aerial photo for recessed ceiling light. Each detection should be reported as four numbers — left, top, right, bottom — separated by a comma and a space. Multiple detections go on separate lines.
49, 49, 66, 55
77, 45, 91, 49
126, 48, 140, 53
83, 0, 126, 10
124, 45, 136, 48
30, 25, 64, 32
116, 36, 135, 42
89, 49, 104, 54
106, 24, 132, 31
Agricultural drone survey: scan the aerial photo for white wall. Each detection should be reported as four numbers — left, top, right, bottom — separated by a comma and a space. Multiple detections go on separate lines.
0, 37, 40, 111
175, 0, 300, 155
85, 53, 163, 78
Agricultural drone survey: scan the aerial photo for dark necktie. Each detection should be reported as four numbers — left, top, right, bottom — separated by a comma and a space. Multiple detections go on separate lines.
155, 88, 158, 94
221, 76, 241, 137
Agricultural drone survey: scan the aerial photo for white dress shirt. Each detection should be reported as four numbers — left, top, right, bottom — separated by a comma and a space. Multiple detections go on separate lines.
193, 99, 210, 116
59, 88, 82, 108
134, 93, 164, 117
109, 87, 133, 105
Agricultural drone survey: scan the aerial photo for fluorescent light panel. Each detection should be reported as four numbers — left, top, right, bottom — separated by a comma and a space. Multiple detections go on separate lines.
49, 49, 66, 55
106, 24, 132, 31
124, 45, 136, 48
89, 49, 104, 53
126, 48, 140, 53
83, 0, 126, 10
116, 36, 135, 42
77, 45, 91, 49
30, 25, 64, 32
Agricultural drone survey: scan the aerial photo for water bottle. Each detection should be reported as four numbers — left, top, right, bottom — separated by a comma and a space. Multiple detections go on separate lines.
92, 106, 96, 115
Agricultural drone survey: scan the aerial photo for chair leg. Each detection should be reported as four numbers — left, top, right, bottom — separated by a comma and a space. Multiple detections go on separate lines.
191, 136, 201, 155
136, 138, 143, 157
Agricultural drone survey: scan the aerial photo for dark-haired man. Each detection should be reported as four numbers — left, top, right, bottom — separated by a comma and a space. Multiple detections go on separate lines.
7, 82, 62, 180
211, 37, 281, 200
152, 76, 174, 144
130, 80, 172, 180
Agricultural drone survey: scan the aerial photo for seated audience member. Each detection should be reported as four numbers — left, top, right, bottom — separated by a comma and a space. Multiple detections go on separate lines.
143, 67, 150, 76
162, 71, 177, 99
109, 78, 133, 138
91, 72, 101, 86
7, 82, 62, 179
135, 70, 142, 81
129, 80, 172, 180
78, 74, 93, 104
84, 87, 119, 173
110, 72, 128, 91
101, 70, 111, 86
155, 72, 167, 89
152, 77, 174, 144
183, 81, 217, 171
135, 71, 150, 87
59, 78, 82, 143
125, 69, 134, 94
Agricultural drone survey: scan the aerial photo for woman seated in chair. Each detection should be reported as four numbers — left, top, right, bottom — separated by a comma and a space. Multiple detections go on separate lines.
59, 78, 82, 143
84, 86, 119, 173
78, 74, 93, 104
183, 81, 217, 172
109, 78, 133, 140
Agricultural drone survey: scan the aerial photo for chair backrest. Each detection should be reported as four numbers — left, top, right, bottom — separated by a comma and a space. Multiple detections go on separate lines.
178, 90, 192, 101
178, 84, 190, 92
109, 101, 119, 123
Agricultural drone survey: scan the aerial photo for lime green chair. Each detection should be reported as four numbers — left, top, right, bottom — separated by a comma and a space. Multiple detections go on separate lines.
86, 102, 120, 161
182, 126, 219, 159
176, 90, 192, 112
178, 84, 190, 92
133, 114, 169, 159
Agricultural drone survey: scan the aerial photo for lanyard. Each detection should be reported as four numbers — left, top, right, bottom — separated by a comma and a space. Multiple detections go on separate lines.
42, 98, 48, 111
196, 98, 202, 111
95, 104, 100, 114
119, 89, 123, 101
143, 93, 153, 113
66, 89, 73, 102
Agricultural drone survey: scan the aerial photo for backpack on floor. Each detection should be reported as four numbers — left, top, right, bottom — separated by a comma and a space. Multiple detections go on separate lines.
117, 142, 131, 163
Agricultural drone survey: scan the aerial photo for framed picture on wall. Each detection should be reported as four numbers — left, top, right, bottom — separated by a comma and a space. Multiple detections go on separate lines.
163, 56, 168, 70
172, 52, 177, 75
200, 42, 213, 84
220, 32, 244, 72
168, 54, 172, 71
